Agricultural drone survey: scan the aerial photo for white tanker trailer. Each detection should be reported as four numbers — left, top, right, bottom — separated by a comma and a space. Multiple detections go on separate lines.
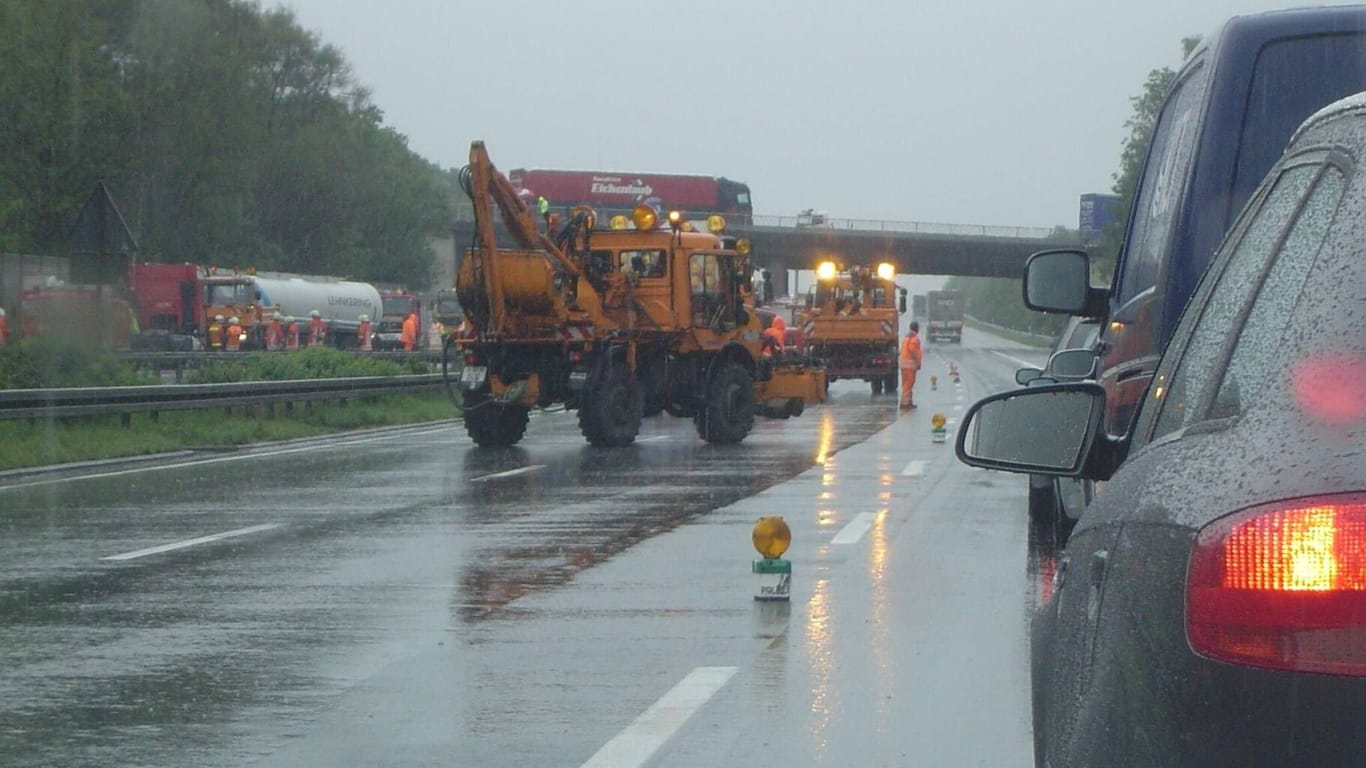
251, 273, 381, 339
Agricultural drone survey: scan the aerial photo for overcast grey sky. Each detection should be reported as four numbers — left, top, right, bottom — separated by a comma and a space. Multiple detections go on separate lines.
276, 1, 1356, 229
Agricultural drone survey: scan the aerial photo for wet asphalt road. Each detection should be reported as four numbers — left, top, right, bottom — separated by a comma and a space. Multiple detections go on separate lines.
0, 328, 1047, 767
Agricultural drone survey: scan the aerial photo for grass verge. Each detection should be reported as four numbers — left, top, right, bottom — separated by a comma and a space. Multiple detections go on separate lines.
0, 391, 459, 472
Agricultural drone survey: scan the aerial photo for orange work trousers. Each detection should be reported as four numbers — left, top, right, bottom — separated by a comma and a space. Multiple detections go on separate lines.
900, 365, 918, 407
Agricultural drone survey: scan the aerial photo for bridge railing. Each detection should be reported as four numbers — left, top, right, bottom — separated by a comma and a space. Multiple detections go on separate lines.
452, 207, 1068, 241
748, 215, 1062, 240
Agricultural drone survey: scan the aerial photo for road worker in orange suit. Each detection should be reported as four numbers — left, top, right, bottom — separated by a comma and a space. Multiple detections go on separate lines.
357, 314, 373, 351
207, 314, 225, 351
0, 307, 9, 345
265, 313, 283, 351
762, 314, 787, 357
899, 321, 923, 410
307, 310, 327, 347
226, 316, 244, 352
400, 312, 418, 352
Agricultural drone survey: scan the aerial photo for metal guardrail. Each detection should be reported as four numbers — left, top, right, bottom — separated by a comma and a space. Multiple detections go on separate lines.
0, 374, 446, 422
119, 349, 444, 381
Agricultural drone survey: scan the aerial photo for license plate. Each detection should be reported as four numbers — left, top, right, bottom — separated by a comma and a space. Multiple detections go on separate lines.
460, 366, 487, 387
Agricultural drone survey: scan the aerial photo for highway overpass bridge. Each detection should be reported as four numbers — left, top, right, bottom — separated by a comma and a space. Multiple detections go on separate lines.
446, 213, 1095, 297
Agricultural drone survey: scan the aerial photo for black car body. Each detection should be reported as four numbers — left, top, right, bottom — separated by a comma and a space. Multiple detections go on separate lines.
962, 94, 1366, 766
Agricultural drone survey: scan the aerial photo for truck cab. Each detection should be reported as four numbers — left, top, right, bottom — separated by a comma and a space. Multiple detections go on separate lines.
1029, 6, 1366, 437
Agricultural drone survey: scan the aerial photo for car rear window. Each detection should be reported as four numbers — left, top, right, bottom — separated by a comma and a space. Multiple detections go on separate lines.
1210, 166, 1346, 420
1149, 161, 1319, 439
1230, 33, 1366, 221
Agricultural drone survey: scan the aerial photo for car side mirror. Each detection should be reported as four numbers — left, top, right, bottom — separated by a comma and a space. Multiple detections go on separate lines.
955, 382, 1107, 476
1015, 367, 1044, 386
1023, 249, 1108, 316
1047, 348, 1097, 380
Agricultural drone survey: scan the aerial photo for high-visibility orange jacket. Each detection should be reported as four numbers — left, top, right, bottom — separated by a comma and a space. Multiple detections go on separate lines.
308, 317, 327, 346
226, 323, 244, 351
401, 313, 417, 351
900, 333, 923, 370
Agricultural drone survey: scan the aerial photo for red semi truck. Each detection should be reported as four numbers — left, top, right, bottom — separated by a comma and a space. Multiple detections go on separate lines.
508, 168, 753, 223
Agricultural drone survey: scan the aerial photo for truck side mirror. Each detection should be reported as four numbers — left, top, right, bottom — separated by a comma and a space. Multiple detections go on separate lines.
898, 291, 907, 314
805, 294, 814, 309
1023, 249, 1108, 316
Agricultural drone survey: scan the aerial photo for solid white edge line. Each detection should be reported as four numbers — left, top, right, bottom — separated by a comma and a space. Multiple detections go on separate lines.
470, 464, 546, 482
831, 512, 877, 545
991, 350, 1040, 370
580, 666, 737, 768
101, 523, 281, 561
901, 460, 927, 477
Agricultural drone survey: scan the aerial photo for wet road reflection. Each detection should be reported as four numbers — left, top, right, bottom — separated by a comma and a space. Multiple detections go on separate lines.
0, 386, 897, 767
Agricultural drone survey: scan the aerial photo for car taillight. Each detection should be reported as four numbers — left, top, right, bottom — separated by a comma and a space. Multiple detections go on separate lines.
1187, 494, 1366, 675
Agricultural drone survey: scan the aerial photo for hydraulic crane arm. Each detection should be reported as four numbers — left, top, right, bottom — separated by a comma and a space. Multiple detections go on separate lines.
464, 141, 582, 279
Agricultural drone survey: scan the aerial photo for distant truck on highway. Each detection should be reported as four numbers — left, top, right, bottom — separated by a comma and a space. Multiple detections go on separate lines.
925, 290, 963, 343
374, 289, 427, 351
795, 261, 906, 394
129, 263, 381, 350
508, 168, 753, 223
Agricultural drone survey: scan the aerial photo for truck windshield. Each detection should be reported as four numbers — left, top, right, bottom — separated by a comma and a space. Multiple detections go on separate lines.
205, 283, 252, 306
382, 297, 416, 316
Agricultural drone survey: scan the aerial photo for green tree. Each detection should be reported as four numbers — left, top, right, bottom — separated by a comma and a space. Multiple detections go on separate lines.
0, 0, 453, 290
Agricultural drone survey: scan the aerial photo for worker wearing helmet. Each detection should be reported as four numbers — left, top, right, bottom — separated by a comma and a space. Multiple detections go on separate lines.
899, 321, 923, 410
307, 310, 327, 347
762, 314, 787, 357
357, 314, 373, 351
226, 316, 244, 351
265, 312, 283, 351
0, 307, 9, 346
284, 316, 300, 350
208, 314, 225, 351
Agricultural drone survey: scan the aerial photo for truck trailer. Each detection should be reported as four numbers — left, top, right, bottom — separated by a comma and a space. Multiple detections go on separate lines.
508, 168, 753, 223
129, 264, 382, 349
926, 290, 963, 343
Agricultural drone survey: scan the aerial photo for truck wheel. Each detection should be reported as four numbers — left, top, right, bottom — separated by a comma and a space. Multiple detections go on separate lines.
464, 401, 529, 448
884, 373, 898, 393
870, 378, 884, 395
694, 361, 755, 445
579, 361, 643, 447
